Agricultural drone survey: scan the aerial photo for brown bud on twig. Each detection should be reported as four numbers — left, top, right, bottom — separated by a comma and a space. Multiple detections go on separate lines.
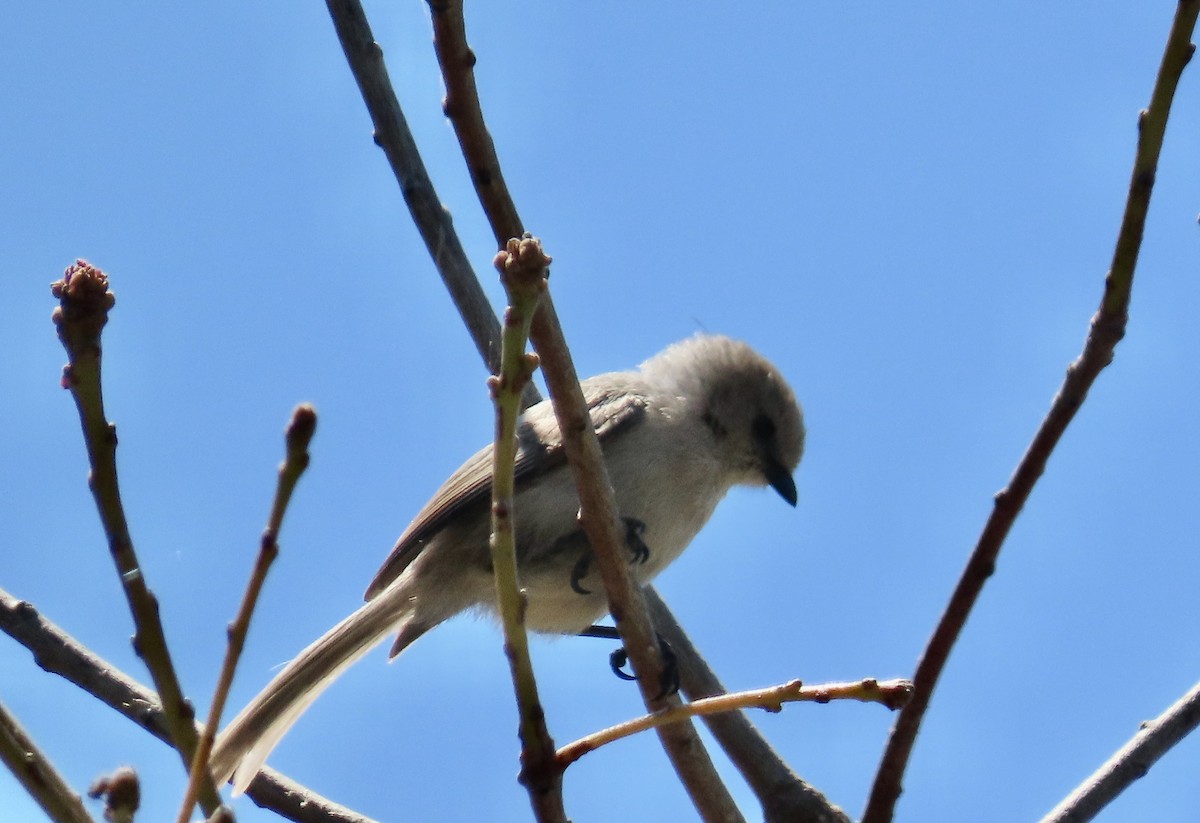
493, 234, 551, 293
88, 765, 140, 823
51, 259, 115, 325
51, 259, 116, 383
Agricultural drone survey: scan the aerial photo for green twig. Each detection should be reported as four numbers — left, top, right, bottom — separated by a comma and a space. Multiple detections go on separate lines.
489, 237, 567, 821
50, 260, 222, 815
176, 405, 318, 823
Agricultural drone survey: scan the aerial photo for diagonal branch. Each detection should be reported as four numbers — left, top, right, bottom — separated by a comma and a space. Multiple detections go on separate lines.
1038, 679, 1200, 823
323, 0, 539, 410
424, 3, 743, 819
425, 0, 523, 247
538, 304, 748, 823
0, 698, 95, 823
325, 1, 749, 819
862, 4, 1200, 821
526, 299, 745, 823
645, 590, 851, 823
0, 588, 377, 823
176, 405, 318, 823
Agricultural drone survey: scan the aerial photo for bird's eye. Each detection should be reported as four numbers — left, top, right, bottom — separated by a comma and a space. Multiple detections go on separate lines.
752, 413, 775, 441
703, 408, 727, 438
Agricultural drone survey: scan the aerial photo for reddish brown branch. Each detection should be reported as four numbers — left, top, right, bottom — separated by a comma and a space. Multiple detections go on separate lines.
427, 0, 523, 247
176, 405, 318, 823
862, 5, 1200, 821
425, 4, 748, 819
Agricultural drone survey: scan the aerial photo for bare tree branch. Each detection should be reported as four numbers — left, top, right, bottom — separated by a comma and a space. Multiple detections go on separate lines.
1039, 679, 1200, 823
862, 4, 1200, 821
50, 261, 222, 815
177, 405, 318, 823
323, 0, 541, 410
0, 589, 378, 823
328, 0, 745, 819
424, 4, 750, 820
0, 698, 95, 823
528, 302, 745, 823
558, 677, 912, 767
645, 590, 852, 823
425, 0, 522, 249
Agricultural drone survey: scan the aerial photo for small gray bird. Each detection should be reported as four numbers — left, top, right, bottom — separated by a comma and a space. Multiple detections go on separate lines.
210, 334, 804, 791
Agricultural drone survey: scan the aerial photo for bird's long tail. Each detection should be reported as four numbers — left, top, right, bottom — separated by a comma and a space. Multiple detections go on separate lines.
208, 588, 430, 793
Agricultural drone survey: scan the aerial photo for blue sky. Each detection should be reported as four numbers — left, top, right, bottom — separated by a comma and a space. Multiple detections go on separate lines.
3, 3, 1199, 822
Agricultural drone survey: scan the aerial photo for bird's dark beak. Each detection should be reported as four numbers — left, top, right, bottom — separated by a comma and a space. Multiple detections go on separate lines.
763, 457, 798, 507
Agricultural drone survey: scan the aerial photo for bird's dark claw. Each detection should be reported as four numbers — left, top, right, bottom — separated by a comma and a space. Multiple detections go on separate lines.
656, 637, 680, 698
623, 517, 649, 564
569, 519, 648, 595
570, 553, 591, 595
608, 634, 679, 699
609, 647, 637, 681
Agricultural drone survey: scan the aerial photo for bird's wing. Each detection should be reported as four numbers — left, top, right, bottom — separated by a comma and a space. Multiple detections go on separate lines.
363, 376, 648, 599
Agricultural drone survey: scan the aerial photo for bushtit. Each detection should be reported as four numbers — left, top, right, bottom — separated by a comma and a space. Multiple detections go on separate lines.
210, 334, 804, 791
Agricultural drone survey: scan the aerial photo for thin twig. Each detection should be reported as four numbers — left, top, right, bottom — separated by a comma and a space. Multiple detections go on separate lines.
528, 301, 746, 823
424, 4, 744, 820
558, 678, 912, 768
0, 699, 95, 823
426, 0, 523, 247
49, 261, 222, 816
1039, 679, 1200, 823
488, 237, 568, 821
176, 405, 318, 823
645, 590, 852, 823
861, 5, 1200, 821
0, 589, 377, 823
